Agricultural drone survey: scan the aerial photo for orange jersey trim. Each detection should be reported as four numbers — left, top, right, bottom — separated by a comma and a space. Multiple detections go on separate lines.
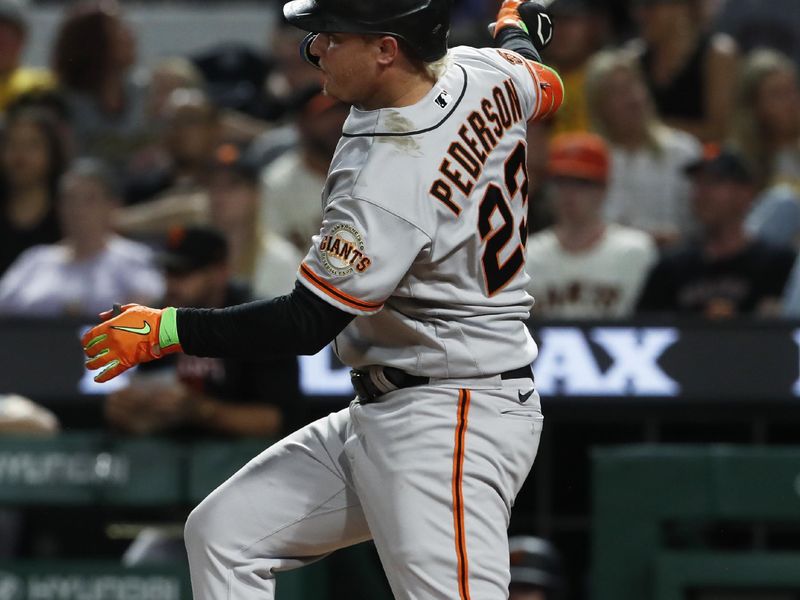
452, 388, 472, 600
299, 262, 383, 313
523, 60, 543, 120
525, 60, 564, 122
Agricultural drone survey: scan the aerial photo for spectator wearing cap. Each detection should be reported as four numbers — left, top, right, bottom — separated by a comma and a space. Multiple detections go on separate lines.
0, 158, 163, 317
637, 146, 797, 317
525, 133, 657, 319
508, 536, 566, 600
208, 144, 302, 299
105, 224, 298, 439
0, 0, 54, 113
260, 89, 350, 253
542, 0, 610, 137
585, 49, 702, 247
629, 0, 739, 143
106, 225, 299, 565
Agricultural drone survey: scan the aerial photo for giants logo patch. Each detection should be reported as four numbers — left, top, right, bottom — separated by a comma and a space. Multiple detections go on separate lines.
319, 224, 372, 276
497, 49, 523, 65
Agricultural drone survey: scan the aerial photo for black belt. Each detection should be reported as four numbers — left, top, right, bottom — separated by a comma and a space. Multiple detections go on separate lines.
351, 364, 533, 405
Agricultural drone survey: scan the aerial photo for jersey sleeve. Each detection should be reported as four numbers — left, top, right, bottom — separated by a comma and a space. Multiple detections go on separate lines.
522, 59, 564, 122
475, 47, 564, 122
297, 195, 430, 316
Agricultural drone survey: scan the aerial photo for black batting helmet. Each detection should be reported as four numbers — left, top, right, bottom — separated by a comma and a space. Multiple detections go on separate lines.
282, 0, 451, 62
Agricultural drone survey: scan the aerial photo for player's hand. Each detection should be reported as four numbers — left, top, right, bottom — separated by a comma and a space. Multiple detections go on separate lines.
492, 1, 554, 53
82, 304, 182, 383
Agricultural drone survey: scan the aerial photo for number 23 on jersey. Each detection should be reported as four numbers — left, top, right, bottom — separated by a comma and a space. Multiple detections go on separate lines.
479, 141, 528, 296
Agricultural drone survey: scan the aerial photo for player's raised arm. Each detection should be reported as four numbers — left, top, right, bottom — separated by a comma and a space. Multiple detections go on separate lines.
492, 0, 564, 121
493, 0, 552, 63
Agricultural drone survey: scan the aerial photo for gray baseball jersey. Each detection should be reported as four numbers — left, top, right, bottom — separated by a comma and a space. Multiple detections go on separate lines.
298, 46, 558, 377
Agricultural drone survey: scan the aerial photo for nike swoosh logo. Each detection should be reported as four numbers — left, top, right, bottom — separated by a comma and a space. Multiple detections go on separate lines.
110, 321, 152, 335
518, 389, 534, 403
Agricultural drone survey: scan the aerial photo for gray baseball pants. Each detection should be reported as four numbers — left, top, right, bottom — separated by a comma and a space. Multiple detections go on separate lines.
184, 376, 543, 599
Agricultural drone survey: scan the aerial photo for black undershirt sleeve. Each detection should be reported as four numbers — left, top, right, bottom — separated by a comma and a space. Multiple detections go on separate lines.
495, 27, 542, 63
176, 282, 355, 359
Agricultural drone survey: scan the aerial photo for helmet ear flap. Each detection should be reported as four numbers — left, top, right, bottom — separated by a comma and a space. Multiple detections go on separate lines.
301, 32, 321, 69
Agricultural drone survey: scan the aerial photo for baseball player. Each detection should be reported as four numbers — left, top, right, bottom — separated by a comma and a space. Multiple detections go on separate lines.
82, 0, 563, 597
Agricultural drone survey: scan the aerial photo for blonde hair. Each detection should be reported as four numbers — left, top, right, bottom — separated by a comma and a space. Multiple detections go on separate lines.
729, 48, 798, 188
584, 48, 668, 154
424, 50, 451, 81
362, 34, 450, 82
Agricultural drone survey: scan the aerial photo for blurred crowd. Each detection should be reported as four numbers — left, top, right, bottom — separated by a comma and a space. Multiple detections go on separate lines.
0, 0, 796, 332
0, 0, 797, 421
523, 0, 800, 321
0, 0, 796, 441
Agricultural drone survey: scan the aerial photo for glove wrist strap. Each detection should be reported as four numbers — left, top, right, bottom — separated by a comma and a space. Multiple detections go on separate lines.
159, 307, 182, 352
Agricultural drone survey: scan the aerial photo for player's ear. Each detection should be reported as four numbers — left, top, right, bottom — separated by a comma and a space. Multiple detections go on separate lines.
374, 35, 400, 67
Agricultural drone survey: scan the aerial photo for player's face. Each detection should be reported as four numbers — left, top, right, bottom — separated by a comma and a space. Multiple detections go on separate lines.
308, 32, 380, 105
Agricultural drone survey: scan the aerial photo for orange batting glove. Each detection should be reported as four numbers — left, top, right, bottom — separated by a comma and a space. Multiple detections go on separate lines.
495, 0, 527, 33
82, 304, 182, 383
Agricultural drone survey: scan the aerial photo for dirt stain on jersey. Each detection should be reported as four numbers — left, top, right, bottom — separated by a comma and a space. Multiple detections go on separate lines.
380, 111, 422, 155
